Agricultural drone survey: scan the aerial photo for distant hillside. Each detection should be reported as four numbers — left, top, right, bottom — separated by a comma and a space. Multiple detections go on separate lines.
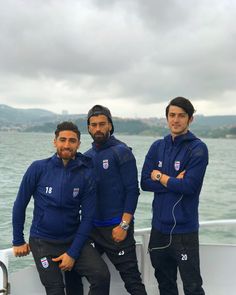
193, 115, 236, 128
140, 115, 236, 128
23, 117, 150, 135
0, 104, 236, 138
0, 104, 56, 124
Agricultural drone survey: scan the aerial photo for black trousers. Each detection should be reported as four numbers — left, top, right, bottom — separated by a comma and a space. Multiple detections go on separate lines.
149, 228, 205, 295
29, 237, 110, 295
66, 224, 147, 295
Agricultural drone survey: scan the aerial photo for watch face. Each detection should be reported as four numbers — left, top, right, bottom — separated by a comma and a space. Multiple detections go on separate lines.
120, 221, 129, 230
156, 173, 161, 180
122, 224, 129, 230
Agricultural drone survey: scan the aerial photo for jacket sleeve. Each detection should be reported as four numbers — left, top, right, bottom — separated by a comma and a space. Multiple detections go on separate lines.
167, 142, 208, 195
114, 146, 140, 215
12, 162, 38, 246
122, 152, 140, 215
66, 169, 96, 259
141, 141, 168, 193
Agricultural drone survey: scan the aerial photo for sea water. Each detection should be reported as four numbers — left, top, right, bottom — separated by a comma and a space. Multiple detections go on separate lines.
0, 132, 236, 271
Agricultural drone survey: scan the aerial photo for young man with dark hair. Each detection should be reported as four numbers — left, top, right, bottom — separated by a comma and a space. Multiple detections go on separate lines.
81, 105, 147, 295
141, 97, 208, 295
12, 121, 102, 295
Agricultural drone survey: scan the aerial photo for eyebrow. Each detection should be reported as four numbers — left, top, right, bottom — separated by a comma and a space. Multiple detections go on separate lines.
58, 136, 78, 141
169, 112, 187, 115
90, 121, 108, 125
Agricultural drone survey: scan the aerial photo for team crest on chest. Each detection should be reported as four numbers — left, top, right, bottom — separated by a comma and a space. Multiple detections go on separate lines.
103, 159, 109, 169
40, 257, 49, 268
73, 188, 80, 198
174, 161, 180, 171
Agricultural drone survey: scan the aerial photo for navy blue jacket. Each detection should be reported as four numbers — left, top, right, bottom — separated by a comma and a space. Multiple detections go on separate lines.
84, 136, 139, 226
141, 131, 208, 234
12, 153, 96, 259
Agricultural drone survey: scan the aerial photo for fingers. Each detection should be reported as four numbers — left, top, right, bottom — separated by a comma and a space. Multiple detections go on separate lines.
52, 256, 61, 262
52, 254, 75, 271
112, 226, 127, 242
13, 244, 31, 257
177, 170, 185, 179
60, 264, 72, 271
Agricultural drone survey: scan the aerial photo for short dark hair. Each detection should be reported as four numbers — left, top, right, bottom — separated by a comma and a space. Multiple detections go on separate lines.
166, 97, 195, 118
55, 121, 81, 140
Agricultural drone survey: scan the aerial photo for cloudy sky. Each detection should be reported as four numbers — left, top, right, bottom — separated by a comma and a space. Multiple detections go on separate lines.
0, 0, 235, 118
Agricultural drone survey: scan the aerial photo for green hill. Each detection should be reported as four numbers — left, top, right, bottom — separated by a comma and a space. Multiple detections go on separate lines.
0, 104, 236, 138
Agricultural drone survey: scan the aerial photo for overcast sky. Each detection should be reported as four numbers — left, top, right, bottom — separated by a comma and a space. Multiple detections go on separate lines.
0, 0, 235, 118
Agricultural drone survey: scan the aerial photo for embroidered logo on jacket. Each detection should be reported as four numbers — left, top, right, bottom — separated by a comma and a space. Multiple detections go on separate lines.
103, 159, 109, 169
73, 188, 80, 198
174, 161, 180, 171
40, 257, 49, 268
157, 161, 162, 168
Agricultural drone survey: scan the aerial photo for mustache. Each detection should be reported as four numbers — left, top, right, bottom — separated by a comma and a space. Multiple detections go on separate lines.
94, 132, 105, 136
61, 148, 73, 152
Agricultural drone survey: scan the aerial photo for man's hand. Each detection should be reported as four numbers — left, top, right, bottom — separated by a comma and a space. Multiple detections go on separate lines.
52, 252, 75, 271
13, 243, 31, 257
112, 225, 127, 243
151, 169, 169, 187
151, 169, 161, 181
177, 170, 185, 179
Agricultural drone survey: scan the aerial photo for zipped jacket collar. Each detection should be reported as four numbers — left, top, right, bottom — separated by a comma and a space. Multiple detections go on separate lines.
92, 135, 127, 151
164, 131, 198, 146
51, 152, 92, 169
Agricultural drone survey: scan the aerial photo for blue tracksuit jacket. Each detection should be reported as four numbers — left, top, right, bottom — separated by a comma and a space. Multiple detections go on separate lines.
141, 131, 208, 234
12, 153, 96, 259
84, 136, 139, 226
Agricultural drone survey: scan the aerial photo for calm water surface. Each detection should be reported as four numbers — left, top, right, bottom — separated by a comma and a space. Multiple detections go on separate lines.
0, 132, 236, 271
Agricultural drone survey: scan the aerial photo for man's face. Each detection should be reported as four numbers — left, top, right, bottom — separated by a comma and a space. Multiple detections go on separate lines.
54, 130, 80, 160
88, 115, 112, 144
167, 105, 193, 137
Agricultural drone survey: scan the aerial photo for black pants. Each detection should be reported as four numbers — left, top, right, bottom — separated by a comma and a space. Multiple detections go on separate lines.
66, 224, 147, 295
29, 237, 110, 295
149, 228, 205, 295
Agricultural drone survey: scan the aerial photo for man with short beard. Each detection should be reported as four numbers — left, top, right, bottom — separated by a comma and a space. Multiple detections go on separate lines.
12, 121, 105, 295
82, 105, 147, 295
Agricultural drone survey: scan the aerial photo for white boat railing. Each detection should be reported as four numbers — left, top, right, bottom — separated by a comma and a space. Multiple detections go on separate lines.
0, 261, 9, 294
1, 219, 236, 295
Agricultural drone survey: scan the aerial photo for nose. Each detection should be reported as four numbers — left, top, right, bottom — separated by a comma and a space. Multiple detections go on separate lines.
173, 115, 179, 122
95, 124, 102, 132
64, 140, 71, 148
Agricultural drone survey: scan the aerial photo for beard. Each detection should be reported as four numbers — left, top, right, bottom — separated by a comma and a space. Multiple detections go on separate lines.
92, 131, 110, 144
57, 148, 77, 160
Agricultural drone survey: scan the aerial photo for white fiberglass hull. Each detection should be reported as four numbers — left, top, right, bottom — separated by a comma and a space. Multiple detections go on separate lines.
1, 220, 236, 295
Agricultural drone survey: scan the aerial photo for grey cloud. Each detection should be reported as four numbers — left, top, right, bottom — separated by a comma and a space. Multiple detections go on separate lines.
0, 0, 235, 115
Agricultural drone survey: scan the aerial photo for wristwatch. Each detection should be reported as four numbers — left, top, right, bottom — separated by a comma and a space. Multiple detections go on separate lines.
119, 220, 130, 231
156, 172, 162, 181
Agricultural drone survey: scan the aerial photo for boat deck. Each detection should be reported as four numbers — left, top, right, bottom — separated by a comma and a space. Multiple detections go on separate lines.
1, 220, 236, 294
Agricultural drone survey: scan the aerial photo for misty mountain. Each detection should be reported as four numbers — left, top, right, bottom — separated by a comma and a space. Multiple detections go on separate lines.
0, 104, 236, 138
0, 104, 56, 124
193, 115, 236, 128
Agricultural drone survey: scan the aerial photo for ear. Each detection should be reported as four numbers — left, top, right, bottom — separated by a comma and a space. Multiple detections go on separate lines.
53, 138, 57, 147
108, 122, 112, 132
189, 116, 194, 124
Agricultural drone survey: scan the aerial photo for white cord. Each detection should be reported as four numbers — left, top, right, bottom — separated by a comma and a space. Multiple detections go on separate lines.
148, 194, 183, 252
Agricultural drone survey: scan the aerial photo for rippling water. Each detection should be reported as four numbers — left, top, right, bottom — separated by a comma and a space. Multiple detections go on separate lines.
1, 131, 236, 255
